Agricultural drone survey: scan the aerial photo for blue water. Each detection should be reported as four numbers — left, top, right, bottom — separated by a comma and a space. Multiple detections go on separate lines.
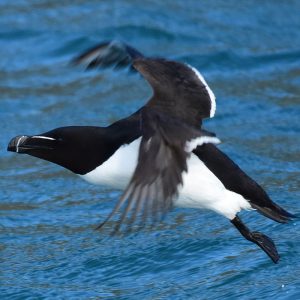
1, 1, 300, 299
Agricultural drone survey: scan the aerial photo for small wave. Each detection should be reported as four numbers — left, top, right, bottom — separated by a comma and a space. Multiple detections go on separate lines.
178, 49, 300, 72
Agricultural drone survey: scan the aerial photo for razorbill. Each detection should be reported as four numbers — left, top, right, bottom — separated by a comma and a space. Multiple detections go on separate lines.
7, 42, 294, 264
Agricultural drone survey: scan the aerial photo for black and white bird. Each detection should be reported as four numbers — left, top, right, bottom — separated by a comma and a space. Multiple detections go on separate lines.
7, 40, 294, 264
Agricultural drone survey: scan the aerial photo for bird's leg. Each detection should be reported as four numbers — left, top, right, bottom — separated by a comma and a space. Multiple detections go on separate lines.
230, 215, 280, 263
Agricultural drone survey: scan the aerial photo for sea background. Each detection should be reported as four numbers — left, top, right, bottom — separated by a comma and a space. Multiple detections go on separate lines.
1, 1, 300, 299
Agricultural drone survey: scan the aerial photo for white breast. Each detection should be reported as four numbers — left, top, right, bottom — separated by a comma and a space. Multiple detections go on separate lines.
80, 138, 141, 188
80, 138, 251, 220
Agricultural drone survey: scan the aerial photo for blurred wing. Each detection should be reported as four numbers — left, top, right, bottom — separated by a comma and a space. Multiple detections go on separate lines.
133, 58, 217, 125
71, 40, 144, 70
98, 108, 220, 233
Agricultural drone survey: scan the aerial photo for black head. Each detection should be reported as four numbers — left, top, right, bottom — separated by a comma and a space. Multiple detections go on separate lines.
7, 126, 113, 175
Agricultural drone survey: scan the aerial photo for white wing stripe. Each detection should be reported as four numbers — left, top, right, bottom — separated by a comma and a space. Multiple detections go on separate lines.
185, 136, 221, 152
188, 65, 217, 118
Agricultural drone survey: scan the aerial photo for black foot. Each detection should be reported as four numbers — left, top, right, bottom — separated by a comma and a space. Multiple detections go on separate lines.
251, 231, 279, 263
231, 216, 280, 264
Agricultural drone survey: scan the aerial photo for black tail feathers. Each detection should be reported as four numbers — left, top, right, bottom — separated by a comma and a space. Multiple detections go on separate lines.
251, 203, 296, 223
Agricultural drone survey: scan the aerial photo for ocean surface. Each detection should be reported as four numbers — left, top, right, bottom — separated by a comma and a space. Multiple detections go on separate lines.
1, 1, 300, 299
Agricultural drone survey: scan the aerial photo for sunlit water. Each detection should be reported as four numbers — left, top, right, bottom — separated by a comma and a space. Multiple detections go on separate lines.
1, 1, 300, 299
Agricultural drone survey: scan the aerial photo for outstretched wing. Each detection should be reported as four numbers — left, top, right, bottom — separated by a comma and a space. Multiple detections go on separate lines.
71, 40, 144, 70
133, 58, 216, 125
72, 41, 216, 124
98, 108, 220, 234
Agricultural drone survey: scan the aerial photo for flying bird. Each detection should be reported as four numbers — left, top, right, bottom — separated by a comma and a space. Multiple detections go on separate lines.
8, 40, 294, 263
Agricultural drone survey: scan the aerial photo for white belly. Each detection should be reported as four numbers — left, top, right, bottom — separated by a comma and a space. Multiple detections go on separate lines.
80, 138, 251, 219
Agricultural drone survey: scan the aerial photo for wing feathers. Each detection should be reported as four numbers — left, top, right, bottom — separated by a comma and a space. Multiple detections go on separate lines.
71, 40, 144, 70
98, 108, 220, 233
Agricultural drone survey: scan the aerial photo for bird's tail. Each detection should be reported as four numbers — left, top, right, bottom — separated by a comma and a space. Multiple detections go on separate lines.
251, 202, 296, 223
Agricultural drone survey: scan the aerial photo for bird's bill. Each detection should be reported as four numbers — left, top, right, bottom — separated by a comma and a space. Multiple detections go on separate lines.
7, 135, 56, 154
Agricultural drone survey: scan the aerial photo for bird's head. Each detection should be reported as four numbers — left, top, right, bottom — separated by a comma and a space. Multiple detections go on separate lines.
7, 126, 107, 175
